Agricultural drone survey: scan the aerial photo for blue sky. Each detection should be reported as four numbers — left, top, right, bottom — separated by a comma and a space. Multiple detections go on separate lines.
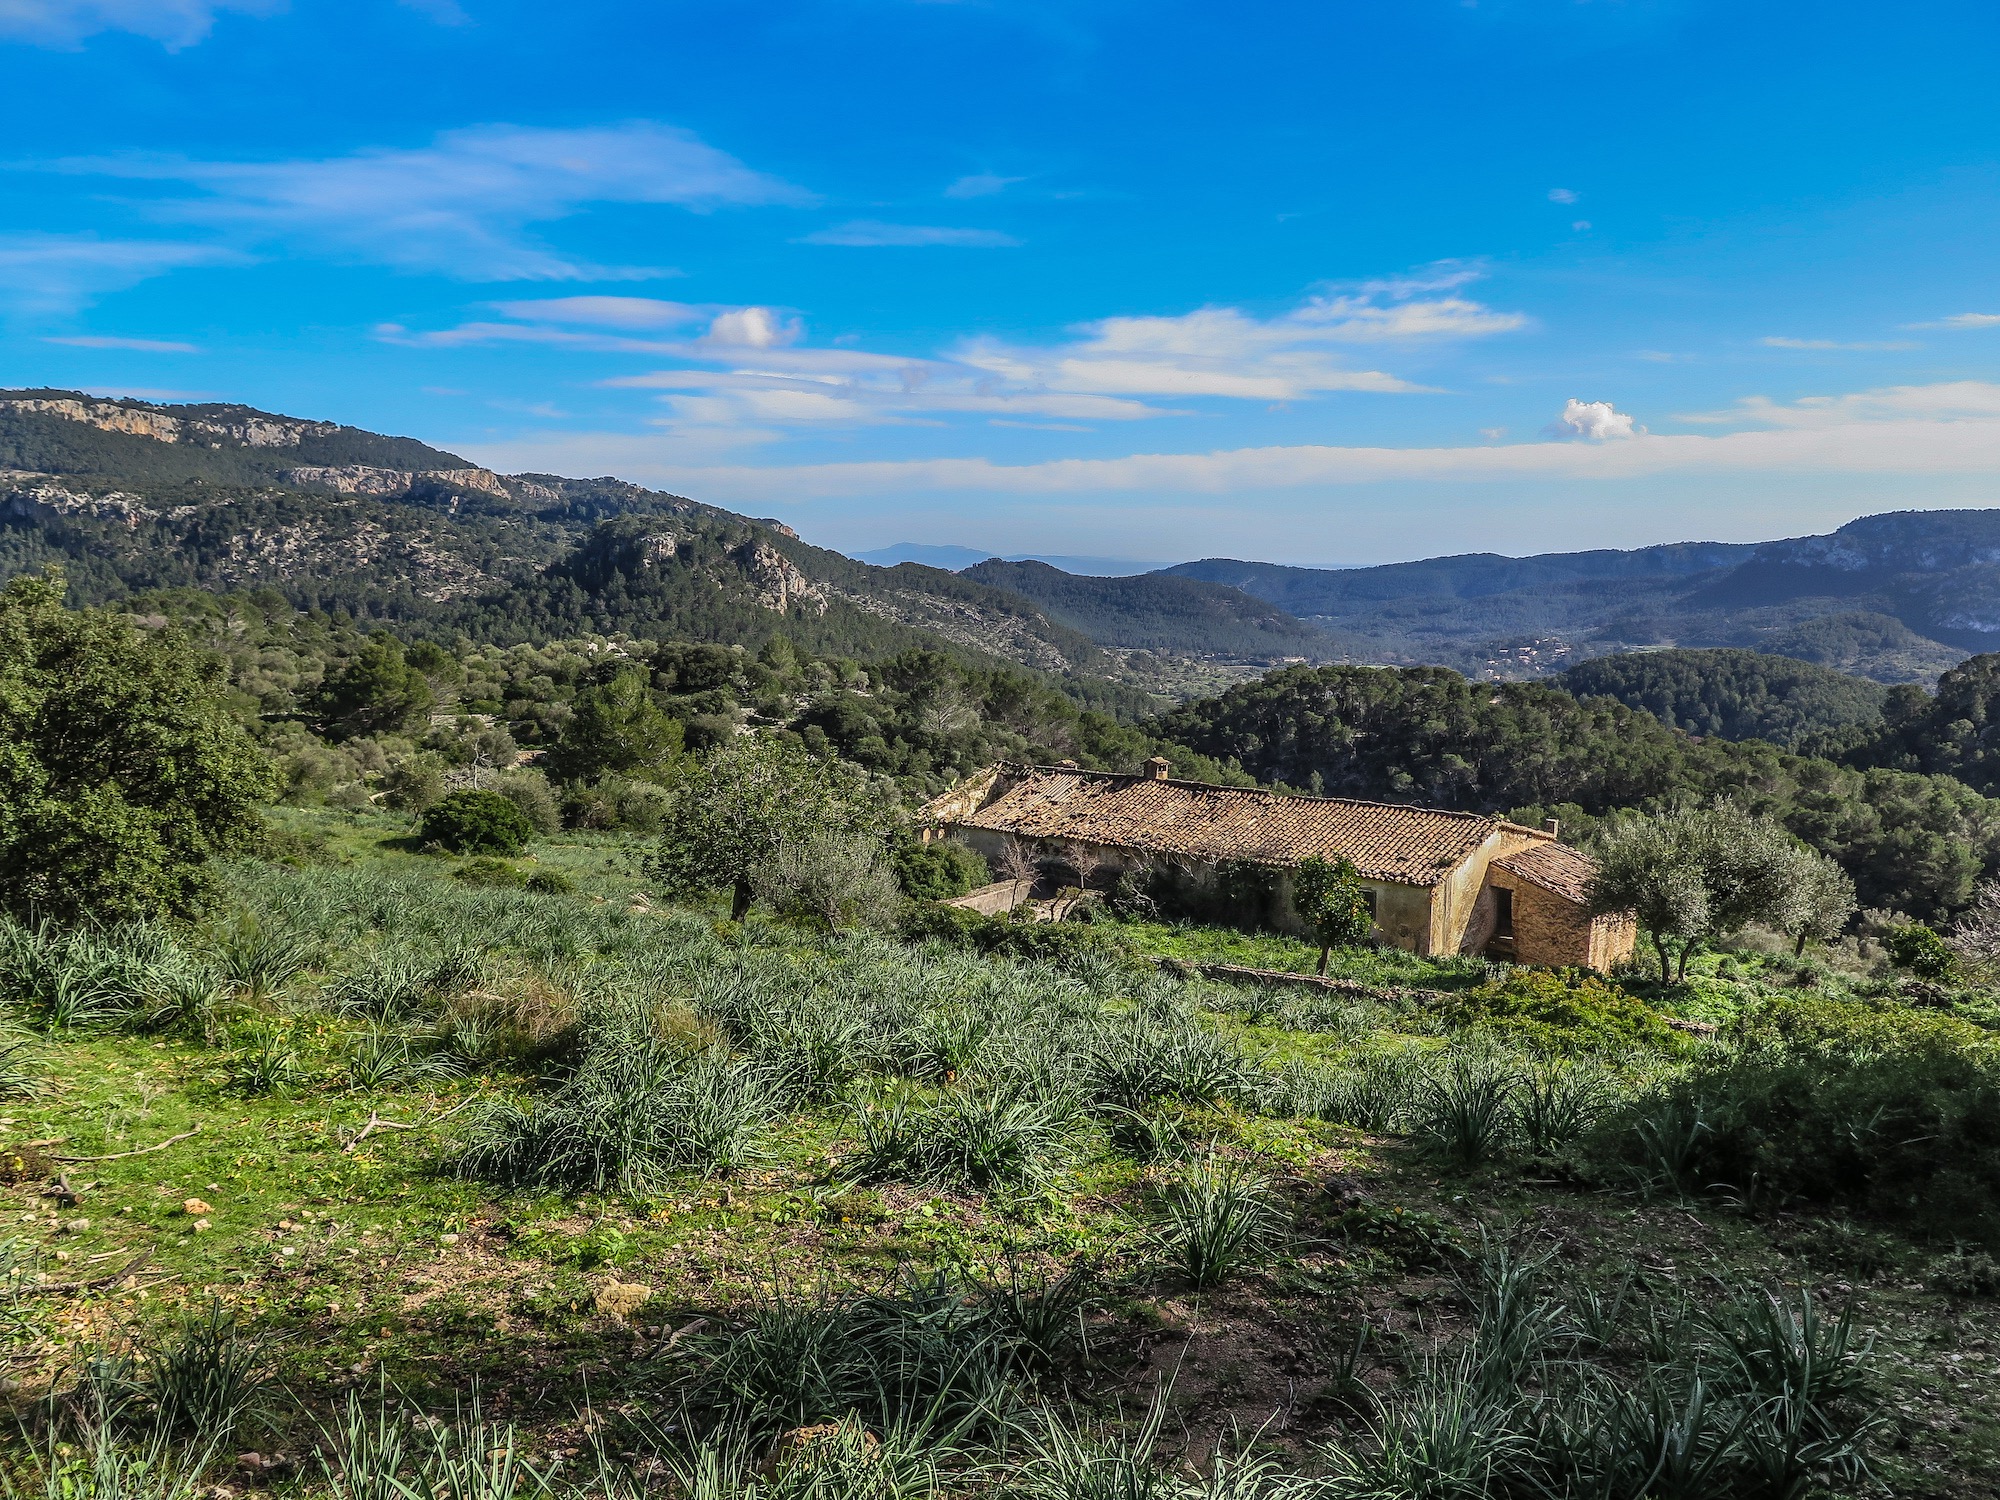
5, 0, 2000, 566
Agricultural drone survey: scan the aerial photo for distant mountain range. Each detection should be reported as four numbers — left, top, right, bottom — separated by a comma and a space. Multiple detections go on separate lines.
3, 387, 1997, 692
1149, 515, 2000, 682
852, 542, 1164, 575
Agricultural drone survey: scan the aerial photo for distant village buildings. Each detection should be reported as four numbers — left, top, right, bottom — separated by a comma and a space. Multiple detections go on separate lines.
923, 759, 1636, 971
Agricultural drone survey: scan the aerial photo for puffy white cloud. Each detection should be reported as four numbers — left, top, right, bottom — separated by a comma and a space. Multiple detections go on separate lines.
799, 220, 1020, 248
0, 0, 276, 48
1544, 398, 1641, 440
56, 123, 810, 281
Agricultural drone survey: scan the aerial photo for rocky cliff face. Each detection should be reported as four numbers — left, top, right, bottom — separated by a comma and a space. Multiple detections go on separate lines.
0, 388, 1115, 677
0, 396, 339, 449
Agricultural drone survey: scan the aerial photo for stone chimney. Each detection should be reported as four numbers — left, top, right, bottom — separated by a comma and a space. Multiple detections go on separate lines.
1544, 817, 1561, 838
1146, 756, 1171, 781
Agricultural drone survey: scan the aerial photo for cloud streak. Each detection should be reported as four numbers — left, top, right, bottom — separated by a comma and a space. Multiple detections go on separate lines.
0, 233, 245, 313
54, 122, 812, 281
0, 0, 276, 49
44, 333, 202, 352
464, 381, 2000, 504
399, 271, 1526, 437
799, 220, 1020, 247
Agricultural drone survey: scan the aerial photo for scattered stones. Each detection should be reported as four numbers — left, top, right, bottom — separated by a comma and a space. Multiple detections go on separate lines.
193, 1219, 212, 1234
183, 1198, 212, 1216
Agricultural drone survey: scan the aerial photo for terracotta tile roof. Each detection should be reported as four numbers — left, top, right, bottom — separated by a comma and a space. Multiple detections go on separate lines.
1494, 841, 1597, 904
926, 763, 1501, 887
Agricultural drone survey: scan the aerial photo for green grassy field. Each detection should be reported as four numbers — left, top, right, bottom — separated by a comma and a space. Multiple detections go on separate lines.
2, 811, 1997, 1498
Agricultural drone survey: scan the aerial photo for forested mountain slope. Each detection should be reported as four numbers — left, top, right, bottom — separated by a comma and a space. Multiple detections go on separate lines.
0, 390, 1142, 692
1556, 648, 1889, 750
961, 557, 1342, 658
1160, 515, 1997, 682
1154, 662, 2000, 919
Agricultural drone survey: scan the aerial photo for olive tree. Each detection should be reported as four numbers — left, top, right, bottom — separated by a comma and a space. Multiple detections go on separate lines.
0, 572, 275, 923
1291, 855, 1375, 976
646, 736, 881, 920
1588, 802, 1849, 981
752, 831, 903, 931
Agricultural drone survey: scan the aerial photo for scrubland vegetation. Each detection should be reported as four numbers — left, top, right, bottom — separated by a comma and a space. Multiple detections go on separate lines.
0, 819, 1997, 1499
3, 572, 2000, 1499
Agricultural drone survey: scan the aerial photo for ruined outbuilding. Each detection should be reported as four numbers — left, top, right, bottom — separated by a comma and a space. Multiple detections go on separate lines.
922, 760, 1636, 971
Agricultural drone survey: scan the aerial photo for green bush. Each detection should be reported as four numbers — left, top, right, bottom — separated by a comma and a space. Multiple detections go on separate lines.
452, 857, 526, 888
1591, 995, 2000, 1240
889, 835, 990, 901
525, 867, 576, 895
1431, 969, 1686, 1058
1886, 922, 1957, 980
897, 901, 1139, 969
420, 789, 535, 856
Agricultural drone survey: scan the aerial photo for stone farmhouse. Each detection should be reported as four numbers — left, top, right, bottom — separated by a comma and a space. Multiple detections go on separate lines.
922, 759, 1637, 971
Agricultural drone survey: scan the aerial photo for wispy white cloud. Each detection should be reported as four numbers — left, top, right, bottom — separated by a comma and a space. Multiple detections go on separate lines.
467, 379, 2000, 504
1908, 312, 2000, 330
403, 271, 1522, 439
1547, 187, 1579, 204
44, 333, 202, 352
1680, 380, 2000, 428
1761, 335, 1918, 351
944, 173, 1024, 199
1543, 398, 1641, 440
800, 221, 1020, 248
956, 273, 1525, 401
55, 122, 811, 281
0, 233, 245, 313
0, 0, 277, 49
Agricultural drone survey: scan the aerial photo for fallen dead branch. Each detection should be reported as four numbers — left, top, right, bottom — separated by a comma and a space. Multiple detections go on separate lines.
341, 1097, 478, 1153
51, 1125, 201, 1163
23, 1251, 154, 1297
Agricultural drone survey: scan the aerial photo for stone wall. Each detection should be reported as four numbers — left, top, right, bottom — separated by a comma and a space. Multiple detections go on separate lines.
1483, 865, 1635, 970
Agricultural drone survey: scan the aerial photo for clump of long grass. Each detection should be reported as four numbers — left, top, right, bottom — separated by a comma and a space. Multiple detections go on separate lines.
1081, 1017, 1258, 1114
459, 1034, 772, 1191
1412, 1051, 1517, 1169
680, 1271, 1041, 1439
1159, 1155, 1282, 1289
847, 1086, 1073, 1192
346, 1024, 466, 1090
316, 1388, 547, 1500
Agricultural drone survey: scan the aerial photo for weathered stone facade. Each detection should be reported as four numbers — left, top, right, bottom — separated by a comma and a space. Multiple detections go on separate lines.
925, 762, 1637, 971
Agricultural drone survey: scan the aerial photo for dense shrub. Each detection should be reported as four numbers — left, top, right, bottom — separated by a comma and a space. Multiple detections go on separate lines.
1431, 969, 1686, 1058
1591, 995, 2000, 1240
898, 901, 1140, 969
1887, 921, 1957, 980
452, 856, 525, 888
890, 835, 991, 901
420, 789, 535, 856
